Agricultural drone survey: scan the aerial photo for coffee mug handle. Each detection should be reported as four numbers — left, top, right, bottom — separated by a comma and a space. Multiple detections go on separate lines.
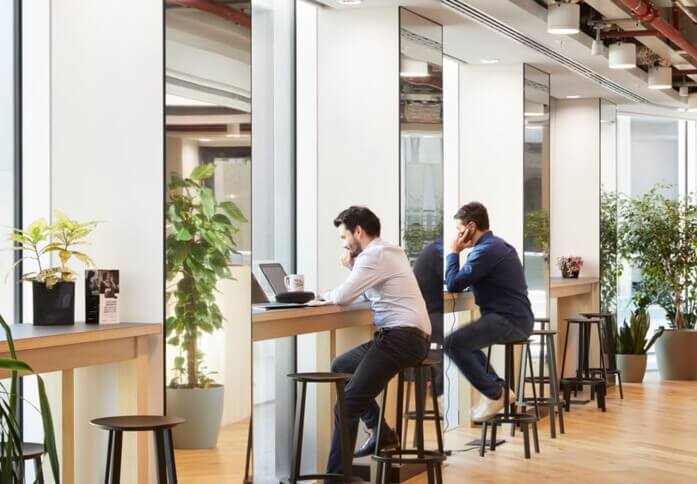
284, 275, 291, 289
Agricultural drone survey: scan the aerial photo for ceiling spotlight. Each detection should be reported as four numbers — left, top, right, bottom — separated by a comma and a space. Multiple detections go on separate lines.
609, 42, 636, 69
680, 85, 689, 97
547, 2, 580, 35
648, 66, 672, 90
400, 57, 429, 77
481, 58, 500, 64
591, 29, 606, 56
338, 0, 362, 5
198, 138, 212, 142
565, 95, 580, 99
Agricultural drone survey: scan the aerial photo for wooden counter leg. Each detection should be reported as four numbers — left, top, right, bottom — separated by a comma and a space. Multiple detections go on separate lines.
137, 336, 150, 484
62, 368, 74, 484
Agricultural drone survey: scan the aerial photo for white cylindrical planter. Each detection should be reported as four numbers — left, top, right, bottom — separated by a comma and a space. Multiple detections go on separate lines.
167, 385, 225, 448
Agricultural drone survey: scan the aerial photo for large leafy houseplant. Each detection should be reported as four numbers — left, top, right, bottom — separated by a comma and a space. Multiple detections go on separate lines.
600, 188, 621, 315
0, 314, 59, 483
617, 187, 697, 330
165, 164, 246, 388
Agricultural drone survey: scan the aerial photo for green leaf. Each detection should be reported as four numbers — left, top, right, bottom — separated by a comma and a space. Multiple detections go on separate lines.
176, 228, 193, 241
220, 201, 247, 223
190, 164, 216, 181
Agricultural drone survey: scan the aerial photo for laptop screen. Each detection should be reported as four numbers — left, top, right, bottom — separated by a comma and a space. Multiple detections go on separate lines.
259, 263, 288, 295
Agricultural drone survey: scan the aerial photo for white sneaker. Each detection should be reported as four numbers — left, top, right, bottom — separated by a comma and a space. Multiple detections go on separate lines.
472, 389, 516, 423
470, 395, 489, 419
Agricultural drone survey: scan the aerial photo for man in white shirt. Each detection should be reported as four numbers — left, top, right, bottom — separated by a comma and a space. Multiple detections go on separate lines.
323, 206, 431, 480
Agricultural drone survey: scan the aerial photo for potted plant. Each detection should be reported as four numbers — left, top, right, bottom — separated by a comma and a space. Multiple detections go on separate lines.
165, 164, 246, 448
615, 307, 663, 383
557, 256, 583, 278
618, 186, 697, 380
1, 314, 60, 483
7, 213, 98, 325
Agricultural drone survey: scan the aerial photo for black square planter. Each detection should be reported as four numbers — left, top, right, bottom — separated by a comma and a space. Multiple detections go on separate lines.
32, 281, 75, 325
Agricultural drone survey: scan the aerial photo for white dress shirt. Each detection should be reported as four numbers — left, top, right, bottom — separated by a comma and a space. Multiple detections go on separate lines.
326, 239, 431, 335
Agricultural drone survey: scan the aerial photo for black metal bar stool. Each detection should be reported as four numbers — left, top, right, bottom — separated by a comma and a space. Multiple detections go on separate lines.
482, 339, 540, 459
581, 312, 624, 399
402, 353, 444, 451
520, 328, 565, 438
372, 358, 446, 484
0, 443, 45, 483
559, 317, 608, 412
286, 372, 353, 483
91, 415, 184, 484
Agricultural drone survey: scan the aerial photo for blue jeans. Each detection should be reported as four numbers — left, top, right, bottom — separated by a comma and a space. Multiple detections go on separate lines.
443, 312, 533, 399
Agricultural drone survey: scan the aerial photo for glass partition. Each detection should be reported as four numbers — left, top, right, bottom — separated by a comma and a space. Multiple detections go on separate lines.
164, 2, 252, 481
523, 65, 550, 320
599, 100, 618, 318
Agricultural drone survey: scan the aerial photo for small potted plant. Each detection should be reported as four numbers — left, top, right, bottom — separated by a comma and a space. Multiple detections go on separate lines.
7, 213, 98, 325
615, 307, 664, 383
557, 256, 583, 278
166, 164, 246, 449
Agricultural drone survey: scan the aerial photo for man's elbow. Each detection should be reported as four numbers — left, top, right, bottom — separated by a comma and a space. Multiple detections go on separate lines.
445, 279, 464, 293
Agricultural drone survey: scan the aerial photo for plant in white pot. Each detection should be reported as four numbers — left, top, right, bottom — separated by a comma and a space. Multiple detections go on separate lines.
6, 213, 98, 325
618, 185, 697, 380
615, 307, 664, 383
165, 164, 246, 449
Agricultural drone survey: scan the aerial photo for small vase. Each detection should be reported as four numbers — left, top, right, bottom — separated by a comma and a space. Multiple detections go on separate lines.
33, 281, 75, 325
561, 268, 580, 279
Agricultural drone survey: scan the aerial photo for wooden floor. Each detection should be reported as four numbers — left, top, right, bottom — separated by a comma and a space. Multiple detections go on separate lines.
177, 378, 697, 483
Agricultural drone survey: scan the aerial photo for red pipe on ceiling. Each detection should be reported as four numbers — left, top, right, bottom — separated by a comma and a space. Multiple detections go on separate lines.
616, 0, 697, 61
172, 0, 251, 28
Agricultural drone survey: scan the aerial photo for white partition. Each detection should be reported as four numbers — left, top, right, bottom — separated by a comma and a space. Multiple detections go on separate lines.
550, 98, 601, 278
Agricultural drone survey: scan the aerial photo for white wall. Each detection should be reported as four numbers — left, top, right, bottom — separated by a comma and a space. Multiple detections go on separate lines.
317, 7, 400, 291
459, 64, 524, 254
51, 1, 163, 482
550, 98, 600, 278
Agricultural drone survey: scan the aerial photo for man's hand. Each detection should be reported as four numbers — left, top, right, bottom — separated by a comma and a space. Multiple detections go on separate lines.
341, 249, 356, 269
450, 229, 473, 253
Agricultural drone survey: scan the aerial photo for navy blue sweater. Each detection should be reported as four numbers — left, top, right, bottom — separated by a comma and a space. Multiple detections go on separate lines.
445, 231, 533, 326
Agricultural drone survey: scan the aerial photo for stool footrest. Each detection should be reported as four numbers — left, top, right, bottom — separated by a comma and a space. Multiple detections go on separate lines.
372, 449, 446, 465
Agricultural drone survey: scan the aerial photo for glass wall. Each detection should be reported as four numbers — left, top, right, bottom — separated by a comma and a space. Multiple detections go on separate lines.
164, 2, 252, 481
599, 100, 618, 318
617, 114, 683, 369
0, 0, 17, 322
523, 65, 550, 320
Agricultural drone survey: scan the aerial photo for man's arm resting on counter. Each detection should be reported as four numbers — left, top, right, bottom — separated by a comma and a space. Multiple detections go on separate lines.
324, 256, 382, 305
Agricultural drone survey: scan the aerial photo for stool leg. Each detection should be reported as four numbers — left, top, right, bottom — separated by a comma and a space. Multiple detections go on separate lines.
384, 462, 392, 484
522, 422, 531, 459
395, 371, 405, 452
414, 366, 426, 458
598, 319, 609, 386
532, 421, 540, 454
375, 460, 383, 484
490, 422, 497, 451
110, 431, 123, 484
512, 341, 526, 437
34, 456, 44, 484
435, 461, 443, 484
560, 322, 571, 383
375, 379, 388, 457
527, 344, 541, 420
479, 421, 488, 457
485, 345, 492, 372
562, 383, 571, 412
164, 428, 178, 484
617, 371, 624, 399
403, 378, 412, 447
429, 367, 444, 454
336, 380, 353, 483
154, 430, 167, 484
544, 335, 556, 438
289, 381, 308, 483
426, 462, 435, 484
538, 331, 546, 400
547, 334, 565, 433
105, 430, 114, 483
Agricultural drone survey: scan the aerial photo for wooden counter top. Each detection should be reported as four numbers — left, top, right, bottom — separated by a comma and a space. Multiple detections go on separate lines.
550, 277, 599, 298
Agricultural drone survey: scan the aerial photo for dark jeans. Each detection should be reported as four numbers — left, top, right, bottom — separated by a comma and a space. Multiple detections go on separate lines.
326, 327, 430, 479
443, 312, 533, 399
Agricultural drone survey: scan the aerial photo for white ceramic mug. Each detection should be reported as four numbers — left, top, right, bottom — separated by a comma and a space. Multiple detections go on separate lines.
284, 274, 305, 292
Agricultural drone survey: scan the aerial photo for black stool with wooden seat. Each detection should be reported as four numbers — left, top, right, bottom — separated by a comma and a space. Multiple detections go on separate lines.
580, 312, 624, 399
402, 351, 444, 450
91, 415, 184, 484
519, 328, 565, 438
481, 339, 540, 459
559, 317, 608, 412
0, 443, 45, 483
286, 372, 353, 483
372, 358, 446, 484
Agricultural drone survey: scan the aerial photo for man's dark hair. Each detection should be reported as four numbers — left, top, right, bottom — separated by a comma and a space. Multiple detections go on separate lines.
333, 206, 381, 237
454, 202, 490, 230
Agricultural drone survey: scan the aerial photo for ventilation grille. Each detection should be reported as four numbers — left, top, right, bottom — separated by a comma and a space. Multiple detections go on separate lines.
442, 0, 652, 104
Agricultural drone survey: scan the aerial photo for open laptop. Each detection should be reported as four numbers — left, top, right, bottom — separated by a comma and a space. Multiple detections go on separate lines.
253, 263, 317, 310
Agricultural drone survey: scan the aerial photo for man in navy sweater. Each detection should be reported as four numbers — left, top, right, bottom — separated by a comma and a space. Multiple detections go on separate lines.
444, 202, 534, 422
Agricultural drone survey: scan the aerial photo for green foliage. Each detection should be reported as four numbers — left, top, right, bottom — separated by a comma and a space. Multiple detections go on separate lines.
6, 212, 98, 288
617, 186, 697, 330
615, 307, 663, 355
403, 214, 443, 261
0, 314, 60, 483
600, 188, 621, 314
166, 165, 246, 389
524, 209, 549, 262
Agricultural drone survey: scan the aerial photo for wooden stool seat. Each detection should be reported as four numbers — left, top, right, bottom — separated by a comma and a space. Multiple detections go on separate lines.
287, 372, 352, 383
0, 443, 45, 483
91, 415, 185, 432
92, 415, 183, 483
532, 329, 557, 336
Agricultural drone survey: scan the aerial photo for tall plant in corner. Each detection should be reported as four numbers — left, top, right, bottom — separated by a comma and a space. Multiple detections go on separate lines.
166, 164, 246, 388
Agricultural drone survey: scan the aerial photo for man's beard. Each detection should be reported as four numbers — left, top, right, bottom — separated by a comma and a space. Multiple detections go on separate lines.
347, 245, 362, 258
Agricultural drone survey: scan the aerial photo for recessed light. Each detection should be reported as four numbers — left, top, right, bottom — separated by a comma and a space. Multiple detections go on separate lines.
226, 134, 242, 138
565, 95, 580, 99
198, 138, 212, 142
480, 58, 500, 64
338, 0, 362, 5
